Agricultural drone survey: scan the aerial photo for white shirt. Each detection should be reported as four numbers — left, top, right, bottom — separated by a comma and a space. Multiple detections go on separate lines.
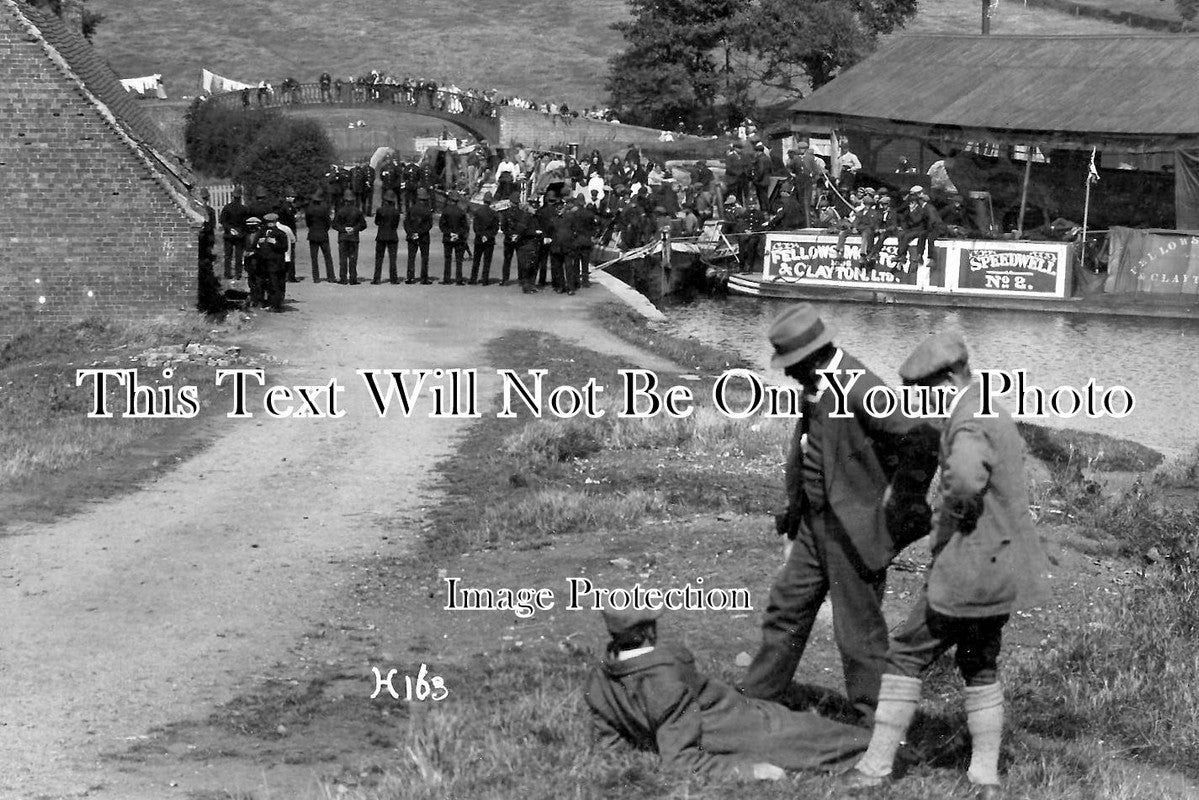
840, 152, 862, 172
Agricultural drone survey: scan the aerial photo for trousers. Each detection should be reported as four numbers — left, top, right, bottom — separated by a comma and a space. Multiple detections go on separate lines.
742, 508, 889, 719
309, 240, 334, 282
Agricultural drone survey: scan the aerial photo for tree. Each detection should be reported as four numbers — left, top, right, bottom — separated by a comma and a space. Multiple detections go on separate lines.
731, 0, 917, 95
25, 0, 104, 40
233, 118, 335, 202
183, 99, 278, 178
606, 0, 748, 130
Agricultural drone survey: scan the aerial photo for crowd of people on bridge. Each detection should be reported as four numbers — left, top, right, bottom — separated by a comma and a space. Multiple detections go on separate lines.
199, 134, 1016, 313
239, 71, 619, 125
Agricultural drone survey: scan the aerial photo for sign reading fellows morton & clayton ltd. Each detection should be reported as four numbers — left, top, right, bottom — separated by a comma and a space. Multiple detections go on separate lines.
763, 233, 1072, 299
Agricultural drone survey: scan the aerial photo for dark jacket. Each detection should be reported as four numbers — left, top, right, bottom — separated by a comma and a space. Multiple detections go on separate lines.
333, 205, 367, 242
472, 204, 500, 241
219, 200, 248, 241
584, 643, 868, 777
534, 203, 558, 243
374, 203, 401, 243
724, 150, 745, 180
549, 207, 577, 254
404, 201, 434, 239
305, 200, 332, 242
898, 201, 942, 234
252, 225, 289, 268
926, 382, 1050, 617
439, 204, 470, 243
573, 205, 599, 249
785, 350, 937, 573
752, 151, 773, 187
772, 195, 805, 230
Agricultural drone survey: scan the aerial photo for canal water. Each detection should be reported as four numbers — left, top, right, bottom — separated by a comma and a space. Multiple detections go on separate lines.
667, 297, 1199, 459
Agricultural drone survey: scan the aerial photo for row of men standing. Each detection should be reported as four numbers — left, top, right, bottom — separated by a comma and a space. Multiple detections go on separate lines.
295, 187, 599, 295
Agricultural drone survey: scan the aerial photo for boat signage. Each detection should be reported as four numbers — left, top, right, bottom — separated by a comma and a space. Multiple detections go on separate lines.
763, 233, 927, 291
948, 241, 1071, 297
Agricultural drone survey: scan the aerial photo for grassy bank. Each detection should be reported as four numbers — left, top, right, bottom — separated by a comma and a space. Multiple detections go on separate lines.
0, 314, 249, 528
309, 317, 1196, 799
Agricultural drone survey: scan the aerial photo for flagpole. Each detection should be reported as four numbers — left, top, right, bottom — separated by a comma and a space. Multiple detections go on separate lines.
1080, 147, 1096, 267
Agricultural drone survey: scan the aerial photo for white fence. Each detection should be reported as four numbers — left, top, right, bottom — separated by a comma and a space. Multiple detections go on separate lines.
205, 183, 238, 209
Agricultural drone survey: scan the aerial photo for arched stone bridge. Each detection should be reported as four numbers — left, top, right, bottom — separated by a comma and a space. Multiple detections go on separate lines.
205, 82, 694, 154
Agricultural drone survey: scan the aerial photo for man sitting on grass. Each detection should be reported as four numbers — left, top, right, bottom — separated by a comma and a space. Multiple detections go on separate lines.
584, 607, 869, 781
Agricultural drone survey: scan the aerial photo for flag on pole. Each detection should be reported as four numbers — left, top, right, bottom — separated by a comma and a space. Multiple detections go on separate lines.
1087, 146, 1100, 184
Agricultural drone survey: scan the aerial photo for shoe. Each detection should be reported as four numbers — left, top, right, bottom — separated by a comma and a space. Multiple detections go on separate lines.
499, 280, 508, 286
312, 279, 320, 284
480, 280, 490, 286
405, 279, 416, 284
371, 279, 381, 285
467, 279, 477, 285
390, 279, 400, 284
456, 280, 465, 286
338, 279, 348, 285
441, 280, 452, 285
287, 278, 300, 283
421, 279, 432, 285
350, 280, 360, 285
834, 768, 891, 792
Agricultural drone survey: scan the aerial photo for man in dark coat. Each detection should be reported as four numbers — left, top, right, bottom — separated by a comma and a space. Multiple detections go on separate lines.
439, 193, 470, 284
509, 199, 540, 293
548, 199, 578, 294
373, 190, 402, 283
723, 142, 748, 211
276, 187, 300, 281
327, 165, 346, 211
586, 607, 869, 780
894, 186, 943, 273
498, 201, 522, 286
219, 187, 249, 280
740, 304, 937, 723
358, 163, 376, 215
470, 192, 500, 285
404, 187, 434, 284
751, 141, 774, 212
243, 217, 265, 305
333, 188, 367, 284
349, 163, 366, 212
865, 195, 899, 265
259, 213, 291, 311
573, 196, 598, 288
247, 186, 272, 224
305, 190, 335, 283
839, 333, 1048, 797
770, 188, 806, 231
533, 195, 558, 287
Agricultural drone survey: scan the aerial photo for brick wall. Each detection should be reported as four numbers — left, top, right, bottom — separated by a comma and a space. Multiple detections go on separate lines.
498, 107, 683, 152
0, 4, 199, 333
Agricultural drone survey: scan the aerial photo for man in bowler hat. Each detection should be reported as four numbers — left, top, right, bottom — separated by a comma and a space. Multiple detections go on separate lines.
585, 606, 869, 780
740, 304, 937, 723
839, 333, 1048, 798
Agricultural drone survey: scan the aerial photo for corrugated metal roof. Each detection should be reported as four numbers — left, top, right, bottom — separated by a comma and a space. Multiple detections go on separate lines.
18, 0, 178, 156
791, 34, 1199, 140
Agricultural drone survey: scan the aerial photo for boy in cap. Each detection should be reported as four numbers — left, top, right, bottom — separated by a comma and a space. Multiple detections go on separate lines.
839, 333, 1048, 798
585, 607, 870, 780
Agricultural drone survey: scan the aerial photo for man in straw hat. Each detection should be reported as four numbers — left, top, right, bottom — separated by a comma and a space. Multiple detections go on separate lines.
740, 304, 937, 723
838, 333, 1048, 798
585, 605, 870, 780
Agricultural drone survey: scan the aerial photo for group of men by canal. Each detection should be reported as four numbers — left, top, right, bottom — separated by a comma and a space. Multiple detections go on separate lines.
585, 304, 1049, 799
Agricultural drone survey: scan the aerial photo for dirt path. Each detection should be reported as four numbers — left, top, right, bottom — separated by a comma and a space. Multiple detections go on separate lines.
0, 252, 677, 799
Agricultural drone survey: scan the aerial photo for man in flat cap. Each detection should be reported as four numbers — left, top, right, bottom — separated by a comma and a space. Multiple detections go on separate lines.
259, 213, 291, 311
895, 186, 942, 274
585, 606, 870, 780
741, 304, 937, 724
751, 140, 775, 213
840, 333, 1048, 798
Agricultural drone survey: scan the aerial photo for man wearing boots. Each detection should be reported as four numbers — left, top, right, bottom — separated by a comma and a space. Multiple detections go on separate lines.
305, 189, 335, 283
470, 192, 500, 285
439, 192, 470, 284
333, 188, 367, 284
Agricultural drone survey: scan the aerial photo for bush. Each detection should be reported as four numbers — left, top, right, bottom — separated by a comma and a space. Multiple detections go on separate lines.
183, 99, 277, 178
233, 117, 335, 202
